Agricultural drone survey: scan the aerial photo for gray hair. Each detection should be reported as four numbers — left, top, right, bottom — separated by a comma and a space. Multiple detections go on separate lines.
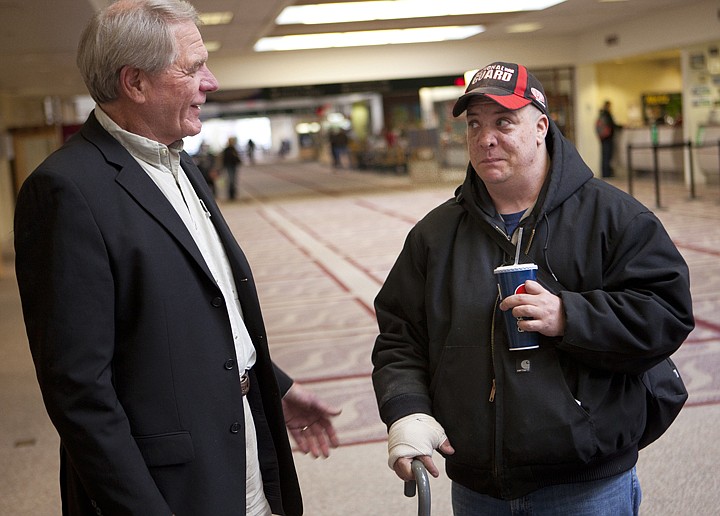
77, 0, 200, 104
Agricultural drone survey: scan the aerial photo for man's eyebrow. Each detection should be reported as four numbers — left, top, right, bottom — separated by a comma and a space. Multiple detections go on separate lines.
187, 58, 205, 72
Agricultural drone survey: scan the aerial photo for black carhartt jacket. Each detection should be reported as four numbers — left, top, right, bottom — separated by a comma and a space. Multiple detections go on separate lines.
372, 120, 694, 499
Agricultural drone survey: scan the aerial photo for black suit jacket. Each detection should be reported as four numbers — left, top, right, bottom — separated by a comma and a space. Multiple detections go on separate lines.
14, 112, 302, 515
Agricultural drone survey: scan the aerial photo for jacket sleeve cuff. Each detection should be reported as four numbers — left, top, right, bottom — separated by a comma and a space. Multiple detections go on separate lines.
379, 393, 433, 428
273, 363, 294, 396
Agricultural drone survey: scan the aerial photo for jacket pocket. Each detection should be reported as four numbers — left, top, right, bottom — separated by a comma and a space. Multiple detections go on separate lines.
430, 345, 495, 466
134, 431, 195, 467
500, 347, 598, 466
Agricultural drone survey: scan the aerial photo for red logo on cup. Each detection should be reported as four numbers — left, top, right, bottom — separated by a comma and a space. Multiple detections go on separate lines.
514, 284, 527, 295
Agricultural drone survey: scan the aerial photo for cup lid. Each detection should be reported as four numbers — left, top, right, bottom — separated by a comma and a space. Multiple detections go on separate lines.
493, 263, 538, 274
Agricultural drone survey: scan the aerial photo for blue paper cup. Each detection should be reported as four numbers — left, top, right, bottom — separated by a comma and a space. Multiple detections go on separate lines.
494, 263, 539, 351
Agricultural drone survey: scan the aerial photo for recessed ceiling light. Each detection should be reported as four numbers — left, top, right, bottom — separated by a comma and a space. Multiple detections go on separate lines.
254, 25, 485, 52
506, 22, 543, 34
199, 12, 233, 26
276, 0, 566, 25
204, 41, 222, 52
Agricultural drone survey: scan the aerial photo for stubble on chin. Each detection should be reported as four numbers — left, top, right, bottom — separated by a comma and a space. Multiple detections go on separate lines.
472, 162, 510, 185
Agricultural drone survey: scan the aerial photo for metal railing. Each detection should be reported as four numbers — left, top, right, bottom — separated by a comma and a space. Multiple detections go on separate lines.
625, 140, 720, 208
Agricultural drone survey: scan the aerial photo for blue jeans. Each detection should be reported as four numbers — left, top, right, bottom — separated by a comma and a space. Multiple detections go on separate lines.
452, 467, 642, 516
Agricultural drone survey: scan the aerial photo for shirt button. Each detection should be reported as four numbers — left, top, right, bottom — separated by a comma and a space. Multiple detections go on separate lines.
224, 359, 235, 370
211, 296, 224, 307
230, 422, 241, 434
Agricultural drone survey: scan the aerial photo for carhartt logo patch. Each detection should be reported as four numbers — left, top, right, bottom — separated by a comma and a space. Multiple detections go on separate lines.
516, 359, 531, 373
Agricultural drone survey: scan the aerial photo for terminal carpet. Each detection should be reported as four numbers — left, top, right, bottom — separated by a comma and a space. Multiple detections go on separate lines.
224, 163, 720, 450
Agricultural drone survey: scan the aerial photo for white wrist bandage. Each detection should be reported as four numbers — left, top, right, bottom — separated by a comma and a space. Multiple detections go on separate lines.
387, 413, 447, 469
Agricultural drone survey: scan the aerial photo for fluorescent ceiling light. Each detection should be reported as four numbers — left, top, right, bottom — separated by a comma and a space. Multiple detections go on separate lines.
506, 22, 543, 34
254, 25, 484, 52
204, 41, 222, 52
199, 11, 234, 26
276, 0, 566, 25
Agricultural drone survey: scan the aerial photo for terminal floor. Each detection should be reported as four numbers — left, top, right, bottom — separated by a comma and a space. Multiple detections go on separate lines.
1, 160, 719, 515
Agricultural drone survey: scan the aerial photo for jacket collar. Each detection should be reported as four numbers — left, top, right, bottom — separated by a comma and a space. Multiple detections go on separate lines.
79, 111, 218, 283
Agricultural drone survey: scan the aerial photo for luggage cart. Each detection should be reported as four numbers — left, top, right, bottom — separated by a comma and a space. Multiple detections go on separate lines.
403, 459, 431, 516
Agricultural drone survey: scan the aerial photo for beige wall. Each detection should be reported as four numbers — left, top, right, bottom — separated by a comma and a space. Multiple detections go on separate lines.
0, 95, 63, 269
595, 59, 683, 128
0, 157, 13, 274
0, 94, 15, 271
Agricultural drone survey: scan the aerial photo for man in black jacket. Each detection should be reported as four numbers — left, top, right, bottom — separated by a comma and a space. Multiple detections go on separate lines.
372, 62, 693, 514
14, 1, 339, 514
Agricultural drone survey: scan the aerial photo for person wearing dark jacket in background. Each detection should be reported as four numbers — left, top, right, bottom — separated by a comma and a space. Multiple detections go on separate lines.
14, 1, 340, 515
596, 100, 622, 178
372, 62, 693, 515
192, 142, 218, 195
246, 138, 257, 165
222, 136, 243, 200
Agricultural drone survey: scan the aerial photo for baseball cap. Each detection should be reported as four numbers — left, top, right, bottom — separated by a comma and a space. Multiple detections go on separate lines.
452, 62, 548, 117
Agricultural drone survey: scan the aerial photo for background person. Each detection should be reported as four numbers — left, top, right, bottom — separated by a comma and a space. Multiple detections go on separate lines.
222, 136, 243, 199
192, 141, 218, 195
329, 127, 350, 169
596, 100, 622, 178
14, 1, 340, 515
372, 62, 693, 515
246, 138, 257, 165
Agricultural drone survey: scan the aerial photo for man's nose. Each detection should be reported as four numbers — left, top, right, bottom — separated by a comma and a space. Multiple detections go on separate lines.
474, 127, 496, 148
201, 67, 219, 92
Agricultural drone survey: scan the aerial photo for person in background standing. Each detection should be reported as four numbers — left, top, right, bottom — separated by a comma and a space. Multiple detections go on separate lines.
14, 1, 340, 514
192, 142, 218, 195
246, 138, 257, 165
279, 139, 291, 159
222, 136, 242, 199
596, 100, 622, 178
329, 127, 350, 170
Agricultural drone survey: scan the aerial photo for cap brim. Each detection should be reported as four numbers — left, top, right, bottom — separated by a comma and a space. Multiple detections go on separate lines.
452, 90, 532, 117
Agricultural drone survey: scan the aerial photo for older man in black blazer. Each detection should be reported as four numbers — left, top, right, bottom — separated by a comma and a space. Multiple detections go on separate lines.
14, 1, 339, 515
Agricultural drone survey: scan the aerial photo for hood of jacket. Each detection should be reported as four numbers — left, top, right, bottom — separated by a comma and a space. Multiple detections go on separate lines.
456, 119, 595, 230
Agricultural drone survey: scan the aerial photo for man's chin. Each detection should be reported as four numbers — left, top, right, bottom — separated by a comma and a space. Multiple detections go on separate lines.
183, 121, 203, 139
473, 166, 505, 181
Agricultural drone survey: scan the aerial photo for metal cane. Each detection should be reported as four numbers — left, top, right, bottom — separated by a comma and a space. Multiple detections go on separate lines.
403, 459, 431, 516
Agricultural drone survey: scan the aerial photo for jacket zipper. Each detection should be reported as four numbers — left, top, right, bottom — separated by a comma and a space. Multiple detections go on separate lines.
490, 294, 500, 482
488, 220, 538, 489
525, 227, 536, 254
494, 222, 537, 255
490, 222, 506, 402
489, 306, 497, 403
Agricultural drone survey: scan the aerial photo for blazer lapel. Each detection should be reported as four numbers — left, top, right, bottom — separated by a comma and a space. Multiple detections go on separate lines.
81, 113, 215, 284
179, 153, 268, 335
180, 153, 254, 281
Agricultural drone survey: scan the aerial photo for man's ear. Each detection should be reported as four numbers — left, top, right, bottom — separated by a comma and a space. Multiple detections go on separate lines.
118, 65, 146, 103
536, 113, 549, 143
